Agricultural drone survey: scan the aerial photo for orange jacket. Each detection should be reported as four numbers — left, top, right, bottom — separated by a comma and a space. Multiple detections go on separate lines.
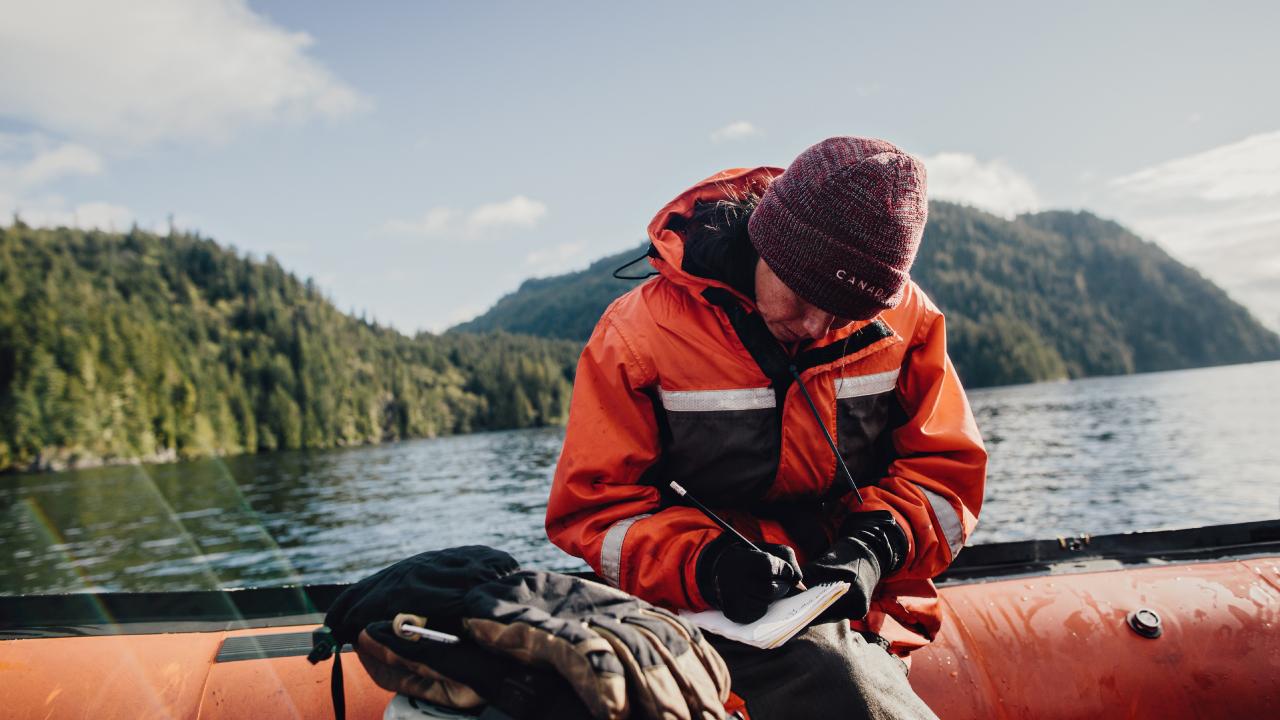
545, 167, 987, 653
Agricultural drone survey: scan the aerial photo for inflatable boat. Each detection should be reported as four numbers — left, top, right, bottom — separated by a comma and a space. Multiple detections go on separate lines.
2, 519, 1277, 719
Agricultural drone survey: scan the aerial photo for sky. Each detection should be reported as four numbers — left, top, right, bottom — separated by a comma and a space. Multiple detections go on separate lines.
1, 1, 1278, 332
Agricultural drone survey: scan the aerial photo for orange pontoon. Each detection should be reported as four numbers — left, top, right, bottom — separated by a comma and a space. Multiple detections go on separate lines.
3, 520, 1278, 719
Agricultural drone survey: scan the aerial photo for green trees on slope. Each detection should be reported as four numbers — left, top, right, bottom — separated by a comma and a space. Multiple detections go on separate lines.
0, 225, 578, 472
6, 199, 1279, 472
457, 202, 1280, 389
916, 204, 1280, 383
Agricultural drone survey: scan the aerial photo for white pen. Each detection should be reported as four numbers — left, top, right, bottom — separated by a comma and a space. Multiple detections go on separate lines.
398, 623, 461, 644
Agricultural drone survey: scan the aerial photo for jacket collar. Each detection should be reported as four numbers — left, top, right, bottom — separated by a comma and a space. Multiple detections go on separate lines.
645, 166, 892, 355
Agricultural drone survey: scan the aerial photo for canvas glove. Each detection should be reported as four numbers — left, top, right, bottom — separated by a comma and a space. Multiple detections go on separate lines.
695, 534, 802, 624
802, 511, 907, 621
454, 570, 731, 720
312, 546, 731, 720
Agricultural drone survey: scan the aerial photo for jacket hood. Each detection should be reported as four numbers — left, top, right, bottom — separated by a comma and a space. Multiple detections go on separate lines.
646, 166, 782, 301
644, 166, 889, 347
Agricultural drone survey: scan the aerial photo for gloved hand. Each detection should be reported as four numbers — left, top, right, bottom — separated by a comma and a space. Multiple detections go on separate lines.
695, 533, 802, 624
802, 511, 907, 621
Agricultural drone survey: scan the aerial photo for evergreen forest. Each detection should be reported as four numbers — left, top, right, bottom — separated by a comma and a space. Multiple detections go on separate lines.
5, 200, 1279, 473
458, 202, 1280, 388
0, 223, 578, 472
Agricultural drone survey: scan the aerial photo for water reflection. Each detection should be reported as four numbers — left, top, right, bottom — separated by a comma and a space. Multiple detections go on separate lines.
967, 360, 1280, 541
2, 362, 1278, 594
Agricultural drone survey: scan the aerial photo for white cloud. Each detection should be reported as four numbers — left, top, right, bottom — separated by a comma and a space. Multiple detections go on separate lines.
467, 196, 547, 233
64, 201, 135, 230
1104, 130, 1280, 330
922, 152, 1042, 218
1110, 131, 1280, 202
434, 302, 491, 333
1, 192, 134, 231
383, 196, 548, 238
0, 133, 103, 190
525, 242, 585, 273
13, 143, 103, 188
711, 121, 762, 144
0, 131, 131, 230
0, 0, 367, 148
380, 207, 457, 237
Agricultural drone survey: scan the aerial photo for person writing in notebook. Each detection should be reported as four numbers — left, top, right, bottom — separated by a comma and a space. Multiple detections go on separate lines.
546, 137, 987, 719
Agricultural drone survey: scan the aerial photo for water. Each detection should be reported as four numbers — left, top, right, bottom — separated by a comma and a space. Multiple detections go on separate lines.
3, 361, 1278, 595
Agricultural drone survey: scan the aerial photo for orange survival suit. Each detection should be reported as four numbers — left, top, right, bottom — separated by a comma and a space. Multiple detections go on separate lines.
546, 167, 987, 655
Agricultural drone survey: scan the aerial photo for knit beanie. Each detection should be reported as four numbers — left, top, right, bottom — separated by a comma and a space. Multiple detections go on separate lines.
748, 137, 928, 320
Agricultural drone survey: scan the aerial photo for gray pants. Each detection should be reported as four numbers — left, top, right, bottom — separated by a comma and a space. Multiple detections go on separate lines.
707, 621, 940, 720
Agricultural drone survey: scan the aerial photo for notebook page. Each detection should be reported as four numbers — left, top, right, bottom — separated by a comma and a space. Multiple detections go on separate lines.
678, 581, 849, 650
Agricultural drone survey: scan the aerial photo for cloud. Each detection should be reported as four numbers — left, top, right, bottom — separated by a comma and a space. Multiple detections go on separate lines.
380, 207, 457, 237
0, 133, 104, 190
922, 152, 1042, 218
711, 121, 762, 144
525, 242, 585, 273
383, 196, 548, 238
1110, 131, 1280, 202
434, 302, 491, 333
0, 131, 131, 230
467, 196, 547, 232
1, 192, 134, 231
13, 143, 103, 188
1104, 130, 1280, 329
0, 0, 367, 148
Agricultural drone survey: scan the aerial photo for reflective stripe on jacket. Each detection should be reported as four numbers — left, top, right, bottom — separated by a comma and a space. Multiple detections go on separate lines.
545, 167, 987, 653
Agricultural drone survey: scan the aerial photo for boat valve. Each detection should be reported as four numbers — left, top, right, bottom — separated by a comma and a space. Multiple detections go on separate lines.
1126, 608, 1163, 639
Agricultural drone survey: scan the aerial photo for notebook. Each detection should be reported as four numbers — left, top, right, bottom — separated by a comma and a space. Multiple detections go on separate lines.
678, 581, 850, 649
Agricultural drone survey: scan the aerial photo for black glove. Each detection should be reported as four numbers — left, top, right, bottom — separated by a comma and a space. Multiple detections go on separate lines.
802, 511, 907, 621
314, 546, 731, 720
310, 545, 522, 718
695, 533, 802, 624
316, 544, 519, 653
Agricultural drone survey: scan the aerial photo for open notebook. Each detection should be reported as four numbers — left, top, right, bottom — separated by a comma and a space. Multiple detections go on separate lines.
678, 581, 849, 649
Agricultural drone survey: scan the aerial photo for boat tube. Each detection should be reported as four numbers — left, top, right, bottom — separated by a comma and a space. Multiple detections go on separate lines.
2, 519, 1277, 719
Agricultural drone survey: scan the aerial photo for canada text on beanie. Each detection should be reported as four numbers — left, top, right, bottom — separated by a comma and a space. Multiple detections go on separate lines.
747, 137, 928, 320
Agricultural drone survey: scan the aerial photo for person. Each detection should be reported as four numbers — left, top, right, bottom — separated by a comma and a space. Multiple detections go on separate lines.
545, 136, 987, 719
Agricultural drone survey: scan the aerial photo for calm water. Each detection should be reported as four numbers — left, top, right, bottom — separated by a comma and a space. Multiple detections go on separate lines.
3, 361, 1279, 595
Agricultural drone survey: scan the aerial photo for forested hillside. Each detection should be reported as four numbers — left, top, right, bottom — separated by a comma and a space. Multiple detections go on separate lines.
6, 202, 1277, 473
0, 224, 579, 472
457, 201, 1280, 387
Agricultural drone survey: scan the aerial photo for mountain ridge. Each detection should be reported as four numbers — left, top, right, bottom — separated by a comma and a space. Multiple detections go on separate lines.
455, 201, 1280, 388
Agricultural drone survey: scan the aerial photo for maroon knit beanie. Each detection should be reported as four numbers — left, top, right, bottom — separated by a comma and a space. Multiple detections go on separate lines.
748, 137, 928, 320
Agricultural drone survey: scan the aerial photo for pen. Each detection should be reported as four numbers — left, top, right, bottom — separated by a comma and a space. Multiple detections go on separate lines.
669, 481, 806, 591
398, 622, 461, 644
668, 480, 763, 553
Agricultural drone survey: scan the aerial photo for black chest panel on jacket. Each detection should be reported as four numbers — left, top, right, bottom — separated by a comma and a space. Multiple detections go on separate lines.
642, 288, 901, 511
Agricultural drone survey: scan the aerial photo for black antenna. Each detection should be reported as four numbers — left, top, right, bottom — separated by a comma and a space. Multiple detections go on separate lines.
789, 364, 865, 505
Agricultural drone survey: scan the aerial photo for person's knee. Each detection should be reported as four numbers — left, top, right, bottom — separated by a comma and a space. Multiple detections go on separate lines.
797, 624, 923, 705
